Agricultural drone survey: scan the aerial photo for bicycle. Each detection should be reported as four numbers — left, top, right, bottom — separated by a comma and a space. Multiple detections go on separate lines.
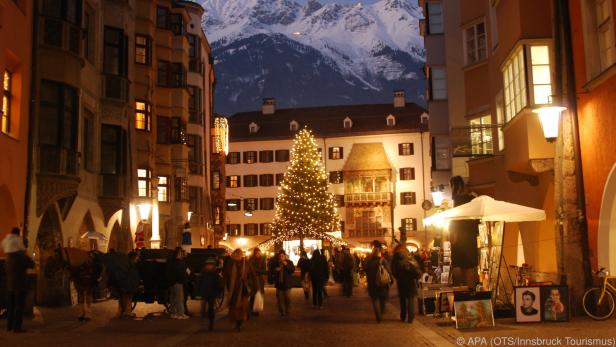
582, 267, 616, 320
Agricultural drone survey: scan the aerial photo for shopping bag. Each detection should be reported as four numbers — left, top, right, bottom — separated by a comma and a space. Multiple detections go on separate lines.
253, 291, 264, 313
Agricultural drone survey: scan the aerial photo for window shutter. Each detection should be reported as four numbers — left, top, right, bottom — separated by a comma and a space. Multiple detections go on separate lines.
340, 147, 344, 159
428, 67, 433, 101
425, 4, 431, 35
398, 144, 403, 155
226, 176, 230, 187
328, 147, 333, 159
410, 143, 415, 155
237, 176, 241, 187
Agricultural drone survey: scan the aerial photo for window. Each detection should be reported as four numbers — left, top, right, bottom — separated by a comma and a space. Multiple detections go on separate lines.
260, 198, 275, 210
244, 224, 258, 236
249, 122, 259, 134
464, 22, 487, 65
596, 0, 615, 71
171, 63, 185, 87
226, 199, 240, 211
169, 13, 184, 35
42, 0, 82, 52
103, 27, 128, 77
187, 34, 201, 72
400, 168, 415, 180
328, 147, 343, 160
157, 117, 186, 144
2, 70, 11, 134
260, 223, 272, 236
244, 198, 257, 211
212, 171, 221, 190
259, 150, 274, 163
82, 111, 94, 171
156, 6, 169, 29
227, 152, 241, 164
137, 168, 151, 197
135, 100, 151, 131
244, 175, 258, 187
188, 86, 202, 123
175, 177, 188, 201
226, 175, 240, 188
401, 218, 418, 232
188, 186, 201, 221
187, 135, 202, 175
259, 174, 274, 186
157, 61, 185, 87
39, 80, 78, 149
157, 61, 169, 86
387, 115, 396, 127
276, 173, 284, 186
496, 92, 505, 151
427, 2, 443, 34
470, 115, 493, 155
158, 176, 169, 202
502, 46, 527, 121
529, 45, 552, 105
100, 124, 123, 175
334, 195, 345, 207
343, 117, 352, 129
398, 143, 414, 156
227, 224, 241, 236
135, 34, 151, 65
290, 120, 298, 131
214, 206, 222, 225
430, 67, 447, 100
244, 151, 257, 164
329, 171, 343, 184
275, 149, 290, 162
400, 192, 416, 205
84, 9, 95, 63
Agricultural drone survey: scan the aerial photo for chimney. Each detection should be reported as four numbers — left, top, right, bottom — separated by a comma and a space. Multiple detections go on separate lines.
262, 97, 276, 115
393, 90, 406, 108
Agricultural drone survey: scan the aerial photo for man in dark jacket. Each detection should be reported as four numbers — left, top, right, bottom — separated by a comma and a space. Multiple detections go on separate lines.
2, 227, 33, 333
391, 244, 420, 323
309, 249, 329, 309
341, 247, 355, 298
199, 257, 223, 330
269, 250, 295, 316
298, 251, 311, 302
365, 241, 393, 323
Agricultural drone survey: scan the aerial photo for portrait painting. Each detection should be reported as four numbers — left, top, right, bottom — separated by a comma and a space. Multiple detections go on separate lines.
514, 287, 541, 323
540, 286, 569, 322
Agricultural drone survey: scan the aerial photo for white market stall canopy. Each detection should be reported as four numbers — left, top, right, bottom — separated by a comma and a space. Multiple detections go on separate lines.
423, 195, 546, 226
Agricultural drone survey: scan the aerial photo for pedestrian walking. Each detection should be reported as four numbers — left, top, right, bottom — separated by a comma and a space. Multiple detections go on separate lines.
117, 251, 140, 319
199, 256, 223, 331
248, 248, 266, 317
309, 249, 328, 309
2, 227, 33, 333
223, 249, 257, 331
341, 247, 355, 298
298, 251, 311, 302
168, 247, 189, 319
365, 241, 393, 323
391, 244, 421, 323
269, 250, 295, 316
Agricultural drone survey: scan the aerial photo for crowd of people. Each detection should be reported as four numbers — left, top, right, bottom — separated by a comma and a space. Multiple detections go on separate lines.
2, 226, 424, 333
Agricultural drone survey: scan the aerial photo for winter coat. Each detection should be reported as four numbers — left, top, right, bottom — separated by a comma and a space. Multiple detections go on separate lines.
199, 268, 223, 299
168, 258, 189, 286
269, 258, 295, 290
341, 252, 355, 276
308, 253, 329, 287
223, 258, 257, 321
5, 251, 34, 292
391, 251, 419, 297
365, 254, 393, 298
249, 255, 266, 293
298, 256, 311, 279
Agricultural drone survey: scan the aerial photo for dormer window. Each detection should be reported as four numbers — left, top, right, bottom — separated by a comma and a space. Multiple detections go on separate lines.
343, 117, 353, 129
290, 120, 299, 132
249, 122, 259, 134
386, 115, 396, 127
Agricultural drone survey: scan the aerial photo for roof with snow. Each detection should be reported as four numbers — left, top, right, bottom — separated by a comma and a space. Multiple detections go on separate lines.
227, 102, 427, 142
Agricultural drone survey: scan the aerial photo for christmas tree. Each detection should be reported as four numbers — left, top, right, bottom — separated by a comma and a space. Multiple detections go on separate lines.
263, 128, 342, 250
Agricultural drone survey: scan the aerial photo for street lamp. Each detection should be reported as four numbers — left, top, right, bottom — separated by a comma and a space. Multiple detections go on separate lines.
187, 211, 193, 223
137, 203, 152, 221
534, 105, 567, 142
431, 184, 445, 207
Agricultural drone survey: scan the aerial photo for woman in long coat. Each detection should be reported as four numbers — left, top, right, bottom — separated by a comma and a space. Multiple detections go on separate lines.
223, 249, 257, 331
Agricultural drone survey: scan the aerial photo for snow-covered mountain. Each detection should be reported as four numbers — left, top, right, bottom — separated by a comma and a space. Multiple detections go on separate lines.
199, 0, 425, 115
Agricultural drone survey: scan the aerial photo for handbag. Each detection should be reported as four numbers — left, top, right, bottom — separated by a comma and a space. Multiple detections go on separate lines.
376, 259, 392, 287
253, 291, 264, 312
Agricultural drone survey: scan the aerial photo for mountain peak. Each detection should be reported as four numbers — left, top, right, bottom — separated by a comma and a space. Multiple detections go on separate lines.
303, 0, 322, 17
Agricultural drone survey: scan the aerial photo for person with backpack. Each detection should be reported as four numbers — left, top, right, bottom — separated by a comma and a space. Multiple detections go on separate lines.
365, 240, 393, 323
391, 244, 421, 323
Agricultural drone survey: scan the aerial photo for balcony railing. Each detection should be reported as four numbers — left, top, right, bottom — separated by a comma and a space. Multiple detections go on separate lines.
344, 192, 392, 205
38, 145, 79, 176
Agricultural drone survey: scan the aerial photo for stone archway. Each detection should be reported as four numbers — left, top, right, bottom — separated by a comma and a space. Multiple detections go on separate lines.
0, 185, 18, 251
598, 164, 616, 273
78, 211, 98, 251
36, 206, 70, 306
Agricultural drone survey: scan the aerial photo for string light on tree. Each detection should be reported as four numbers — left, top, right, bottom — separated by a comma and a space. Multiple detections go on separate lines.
262, 128, 344, 250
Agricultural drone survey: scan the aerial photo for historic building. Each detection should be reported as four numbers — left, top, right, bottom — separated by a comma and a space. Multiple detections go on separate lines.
0, 0, 32, 255
222, 92, 431, 253
420, 0, 559, 282
24, 0, 214, 305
